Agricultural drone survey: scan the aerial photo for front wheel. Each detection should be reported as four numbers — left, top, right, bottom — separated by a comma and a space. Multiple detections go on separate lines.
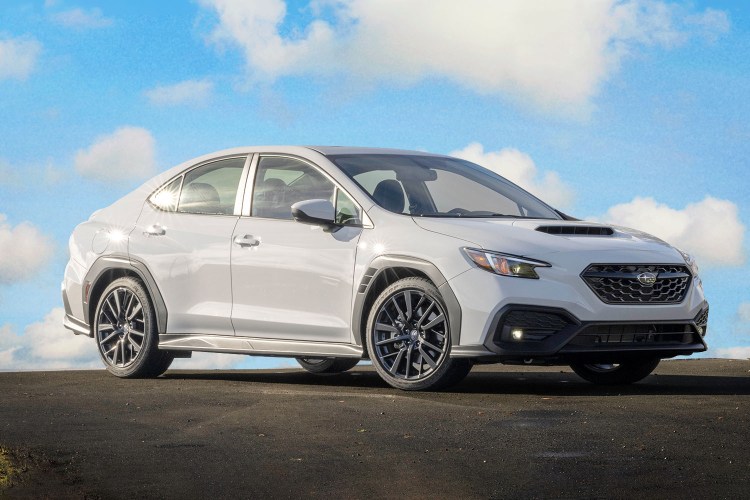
296, 357, 360, 374
366, 277, 471, 391
94, 277, 173, 378
570, 358, 660, 385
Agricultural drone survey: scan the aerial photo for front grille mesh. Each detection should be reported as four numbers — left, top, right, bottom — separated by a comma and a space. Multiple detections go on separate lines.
566, 323, 698, 348
581, 264, 691, 304
503, 310, 571, 331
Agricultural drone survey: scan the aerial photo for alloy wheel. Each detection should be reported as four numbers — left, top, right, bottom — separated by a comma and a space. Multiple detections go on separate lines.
372, 288, 448, 381
97, 287, 145, 368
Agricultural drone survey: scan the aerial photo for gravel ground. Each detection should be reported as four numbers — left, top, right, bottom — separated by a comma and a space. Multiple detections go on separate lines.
0, 359, 748, 499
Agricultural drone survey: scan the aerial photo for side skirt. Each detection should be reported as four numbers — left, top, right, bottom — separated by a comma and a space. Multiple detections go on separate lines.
158, 334, 364, 359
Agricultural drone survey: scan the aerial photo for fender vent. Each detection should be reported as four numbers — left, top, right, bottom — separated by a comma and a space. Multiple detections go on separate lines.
536, 225, 614, 236
358, 267, 377, 293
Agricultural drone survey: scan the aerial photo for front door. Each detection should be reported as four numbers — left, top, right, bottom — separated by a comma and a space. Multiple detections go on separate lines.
231, 155, 363, 343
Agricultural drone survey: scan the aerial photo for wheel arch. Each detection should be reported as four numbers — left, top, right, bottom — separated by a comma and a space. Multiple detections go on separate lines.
352, 255, 462, 350
83, 256, 168, 336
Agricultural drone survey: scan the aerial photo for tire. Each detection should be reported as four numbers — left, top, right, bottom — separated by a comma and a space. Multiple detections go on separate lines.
366, 277, 471, 391
296, 357, 360, 374
570, 358, 660, 385
94, 277, 173, 378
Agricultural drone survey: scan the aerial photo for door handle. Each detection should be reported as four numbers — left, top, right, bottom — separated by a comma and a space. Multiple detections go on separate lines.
233, 234, 260, 247
144, 224, 166, 236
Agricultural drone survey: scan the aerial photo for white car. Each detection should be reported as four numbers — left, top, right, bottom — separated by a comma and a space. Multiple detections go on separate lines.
62, 146, 708, 390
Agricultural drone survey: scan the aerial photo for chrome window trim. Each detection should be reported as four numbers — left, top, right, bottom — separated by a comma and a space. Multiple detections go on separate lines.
146, 154, 250, 216
148, 175, 184, 213
233, 155, 253, 215
240, 153, 259, 217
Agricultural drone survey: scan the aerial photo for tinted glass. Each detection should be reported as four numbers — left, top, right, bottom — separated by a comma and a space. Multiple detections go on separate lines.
330, 154, 559, 219
252, 156, 335, 219
335, 188, 362, 225
178, 158, 245, 215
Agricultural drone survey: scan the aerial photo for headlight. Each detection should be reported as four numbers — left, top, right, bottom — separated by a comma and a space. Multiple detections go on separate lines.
677, 249, 700, 277
463, 248, 550, 279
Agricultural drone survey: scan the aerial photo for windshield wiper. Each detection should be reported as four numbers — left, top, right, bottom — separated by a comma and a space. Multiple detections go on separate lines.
482, 214, 550, 219
412, 213, 464, 218
413, 212, 553, 219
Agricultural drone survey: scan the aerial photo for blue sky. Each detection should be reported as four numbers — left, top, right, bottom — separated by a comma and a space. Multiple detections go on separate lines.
0, 0, 748, 370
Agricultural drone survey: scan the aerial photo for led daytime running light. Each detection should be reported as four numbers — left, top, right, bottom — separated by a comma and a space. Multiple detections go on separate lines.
463, 248, 550, 279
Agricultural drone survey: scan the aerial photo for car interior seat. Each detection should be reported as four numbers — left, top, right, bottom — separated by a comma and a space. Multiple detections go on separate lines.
372, 179, 406, 213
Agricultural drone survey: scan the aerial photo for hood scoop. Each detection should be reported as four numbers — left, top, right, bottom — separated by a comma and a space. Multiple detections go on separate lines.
536, 225, 614, 236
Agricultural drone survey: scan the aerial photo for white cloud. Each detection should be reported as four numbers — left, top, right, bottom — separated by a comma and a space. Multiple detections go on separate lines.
145, 79, 214, 106
596, 196, 745, 267
739, 303, 750, 323
199, 0, 729, 109
450, 143, 574, 209
685, 8, 731, 43
713, 346, 750, 360
1, 158, 63, 187
0, 214, 55, 285
0, 159, 21, 185
0, 308, 101, 371
0, 308, 251, 371
75, 126, 157, 182
171, 352, 247, 370
0, 35, 42, 81
735, 303, 750, 336
51, 7, 113, 29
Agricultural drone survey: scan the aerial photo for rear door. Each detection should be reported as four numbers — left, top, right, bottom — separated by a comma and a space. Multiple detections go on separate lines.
129, 156, 249, 335
230, 155, 363, 343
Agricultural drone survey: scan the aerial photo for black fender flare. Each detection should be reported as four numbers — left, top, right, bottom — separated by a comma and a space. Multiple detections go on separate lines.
83, 255, 168, 335
351, 255, 462, 347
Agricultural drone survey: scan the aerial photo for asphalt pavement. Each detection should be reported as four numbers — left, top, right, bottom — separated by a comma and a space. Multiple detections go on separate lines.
0, 359, 748, 499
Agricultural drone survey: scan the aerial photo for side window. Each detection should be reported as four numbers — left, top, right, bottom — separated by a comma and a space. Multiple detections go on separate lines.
149, 176, 182, 212
177, 157, 245, 215
252, 157, 335, 220
335, 188, 362, 225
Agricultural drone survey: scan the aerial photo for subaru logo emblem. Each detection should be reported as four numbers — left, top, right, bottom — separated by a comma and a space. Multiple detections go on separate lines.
637, 272, 658, 286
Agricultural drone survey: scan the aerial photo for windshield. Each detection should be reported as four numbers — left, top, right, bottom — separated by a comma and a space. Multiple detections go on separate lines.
328, 154, 560, 219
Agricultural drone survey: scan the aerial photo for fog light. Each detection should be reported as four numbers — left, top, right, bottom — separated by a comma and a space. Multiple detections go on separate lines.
511, 328, 524, 341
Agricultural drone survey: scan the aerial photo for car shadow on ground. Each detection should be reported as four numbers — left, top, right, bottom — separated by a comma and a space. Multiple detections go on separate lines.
162, 368, 750, 396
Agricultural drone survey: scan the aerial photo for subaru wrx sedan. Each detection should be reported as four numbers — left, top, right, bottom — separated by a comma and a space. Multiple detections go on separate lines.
62, 146, 708, 390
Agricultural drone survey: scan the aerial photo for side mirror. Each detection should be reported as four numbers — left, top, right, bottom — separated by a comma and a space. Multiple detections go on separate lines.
291, 199, 336, 230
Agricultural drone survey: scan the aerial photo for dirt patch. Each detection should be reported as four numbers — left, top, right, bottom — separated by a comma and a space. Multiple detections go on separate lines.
0, 447, 25, 489
0, 446, 97, 499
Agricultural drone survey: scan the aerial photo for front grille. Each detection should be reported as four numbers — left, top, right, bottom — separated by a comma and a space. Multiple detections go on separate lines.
536, 225, 614, 236
565, 323, 698, 348
581, 264, 691, 304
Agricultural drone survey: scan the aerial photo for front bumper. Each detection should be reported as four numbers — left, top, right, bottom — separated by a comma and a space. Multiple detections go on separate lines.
480, 303, 708, 362
61, 258, 91, 337
448, 266, 708, 361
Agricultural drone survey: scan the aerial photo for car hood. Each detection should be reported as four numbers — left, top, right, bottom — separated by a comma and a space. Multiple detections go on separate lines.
412, 218, 684, 262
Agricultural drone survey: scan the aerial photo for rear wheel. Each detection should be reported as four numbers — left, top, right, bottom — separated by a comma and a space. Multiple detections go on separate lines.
366, 277, 471, 391
570, 358, 660, 385
94, 277, 173, 378
296, 357, 360, 374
